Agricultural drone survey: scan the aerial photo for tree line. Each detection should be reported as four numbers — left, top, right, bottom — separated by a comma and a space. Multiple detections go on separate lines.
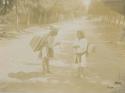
0, 0, 85, 27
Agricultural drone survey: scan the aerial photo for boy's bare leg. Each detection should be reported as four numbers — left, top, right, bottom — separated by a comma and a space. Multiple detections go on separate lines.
80, 67, 86, 78
42, 58, 47, 74
46, 59, 50, 73
77, 65, 81, 78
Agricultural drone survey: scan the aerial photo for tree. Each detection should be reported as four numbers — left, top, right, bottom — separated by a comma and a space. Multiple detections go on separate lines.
0, 0, 14, 15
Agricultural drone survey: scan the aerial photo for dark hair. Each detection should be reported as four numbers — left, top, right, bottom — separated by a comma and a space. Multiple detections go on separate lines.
49, 30, 58, 36
77, 31, 85, 38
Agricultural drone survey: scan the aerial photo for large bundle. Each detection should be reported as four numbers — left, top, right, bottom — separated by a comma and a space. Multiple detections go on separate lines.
30, 35, 48, 52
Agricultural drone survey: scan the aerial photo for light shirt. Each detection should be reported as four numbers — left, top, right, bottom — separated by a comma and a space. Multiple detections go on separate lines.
47, 36, 55, 48
74, 38, 88, 54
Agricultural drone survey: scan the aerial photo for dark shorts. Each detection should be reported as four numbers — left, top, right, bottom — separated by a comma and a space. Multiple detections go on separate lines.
75, 55, 81, 64
38, 47, 54, 59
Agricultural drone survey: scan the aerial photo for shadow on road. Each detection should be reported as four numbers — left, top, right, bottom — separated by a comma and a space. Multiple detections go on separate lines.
8, 71, 44, 80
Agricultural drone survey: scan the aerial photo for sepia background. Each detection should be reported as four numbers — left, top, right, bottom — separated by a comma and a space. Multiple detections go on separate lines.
0, 0, 125, 93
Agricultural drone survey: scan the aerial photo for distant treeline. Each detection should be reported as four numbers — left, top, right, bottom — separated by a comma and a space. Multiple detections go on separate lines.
0, 0, 85, 27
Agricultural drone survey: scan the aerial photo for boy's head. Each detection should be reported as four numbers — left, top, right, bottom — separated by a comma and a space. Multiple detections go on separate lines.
77, 30, 85, 39
49, 25, 58, 36
49, 30, 58, 36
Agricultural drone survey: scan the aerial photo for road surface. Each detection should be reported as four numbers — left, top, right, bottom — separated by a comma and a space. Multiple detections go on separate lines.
0, 17, 125, 93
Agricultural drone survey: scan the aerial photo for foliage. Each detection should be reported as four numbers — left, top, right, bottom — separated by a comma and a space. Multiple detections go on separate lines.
0, 0, 85, 26
0, 0, 14, 15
